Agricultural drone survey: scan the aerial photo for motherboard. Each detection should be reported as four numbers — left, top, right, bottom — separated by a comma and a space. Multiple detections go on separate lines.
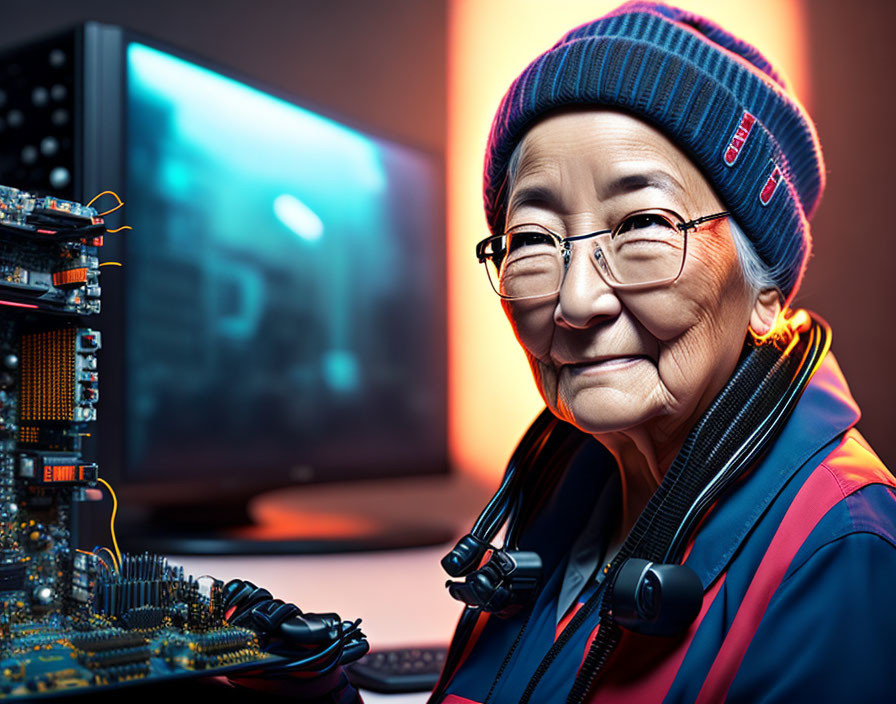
0, 186, 280, 699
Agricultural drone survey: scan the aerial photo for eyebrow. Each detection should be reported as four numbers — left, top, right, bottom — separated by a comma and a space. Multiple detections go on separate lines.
602, 170, 685, 200
506, 184, 563, 214
507, 168, 686, 216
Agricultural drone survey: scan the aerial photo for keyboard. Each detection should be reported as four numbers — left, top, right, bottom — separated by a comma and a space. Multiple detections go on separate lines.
345, 646, 447, 693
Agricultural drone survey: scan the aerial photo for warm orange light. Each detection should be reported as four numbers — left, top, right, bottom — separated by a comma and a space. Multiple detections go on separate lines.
240, 505, 378, 540
448, 0, 810, 485
750, 307, 814, 358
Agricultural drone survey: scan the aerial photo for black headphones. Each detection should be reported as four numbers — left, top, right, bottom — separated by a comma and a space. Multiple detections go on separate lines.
442, 312, 829, 643
441, 409, 702, 634
441, 409, 557, 619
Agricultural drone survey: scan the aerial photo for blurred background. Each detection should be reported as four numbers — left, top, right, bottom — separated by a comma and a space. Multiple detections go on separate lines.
0, 3, 893, 691
0, 0, 892, 522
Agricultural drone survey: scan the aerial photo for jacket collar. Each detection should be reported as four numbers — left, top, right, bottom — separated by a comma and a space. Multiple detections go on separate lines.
682, 351, 860, 588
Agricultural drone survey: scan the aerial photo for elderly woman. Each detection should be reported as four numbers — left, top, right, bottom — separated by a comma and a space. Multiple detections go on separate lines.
430, 2, 896, 703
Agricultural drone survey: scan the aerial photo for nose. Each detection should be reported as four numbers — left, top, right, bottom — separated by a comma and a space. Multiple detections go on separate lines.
554, 241, 622, 329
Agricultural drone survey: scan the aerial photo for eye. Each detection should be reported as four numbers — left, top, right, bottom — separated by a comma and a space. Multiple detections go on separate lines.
486, 225, 562, 299
614, 212, 678, 237
605, 210, 685, 285
482, 228, 556, 269
501, 225, 558, 264
507, 228, 555, 253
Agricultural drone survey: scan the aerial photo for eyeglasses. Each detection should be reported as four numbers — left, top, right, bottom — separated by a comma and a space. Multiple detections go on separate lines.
475, 209, 730, 300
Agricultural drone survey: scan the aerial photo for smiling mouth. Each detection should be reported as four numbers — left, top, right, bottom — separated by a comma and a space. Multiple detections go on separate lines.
565, 356, 648, 374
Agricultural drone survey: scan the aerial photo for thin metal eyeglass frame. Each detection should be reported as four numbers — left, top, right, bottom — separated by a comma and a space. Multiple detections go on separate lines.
475, 209, 731, 300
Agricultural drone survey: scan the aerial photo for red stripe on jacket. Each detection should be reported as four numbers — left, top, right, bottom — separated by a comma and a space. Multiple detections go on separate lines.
695, 432, 894, 703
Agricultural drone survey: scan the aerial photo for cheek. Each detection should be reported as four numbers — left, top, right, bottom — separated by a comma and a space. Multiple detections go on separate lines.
619, 236, 748, 340
502, 298, 556, 361
618, 238, 752, 402
502, 298, 563, 408
619, 289, 700, 341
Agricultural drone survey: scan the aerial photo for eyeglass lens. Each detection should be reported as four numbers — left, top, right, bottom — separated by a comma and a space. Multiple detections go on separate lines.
485, 212, 685, 299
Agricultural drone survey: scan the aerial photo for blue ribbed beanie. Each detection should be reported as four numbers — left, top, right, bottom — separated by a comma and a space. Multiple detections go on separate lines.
484, 1, 824, 300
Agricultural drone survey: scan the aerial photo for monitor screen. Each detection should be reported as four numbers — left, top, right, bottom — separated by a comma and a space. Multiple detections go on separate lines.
120, 42, 445, 486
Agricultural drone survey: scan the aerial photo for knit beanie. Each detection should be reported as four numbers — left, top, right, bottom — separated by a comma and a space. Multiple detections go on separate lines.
483, 1, 824, 301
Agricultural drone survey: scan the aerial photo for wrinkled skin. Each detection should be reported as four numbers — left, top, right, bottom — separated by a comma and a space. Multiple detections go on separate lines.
501, 109, 781, 543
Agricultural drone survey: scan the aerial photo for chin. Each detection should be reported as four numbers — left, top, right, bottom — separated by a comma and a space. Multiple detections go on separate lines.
542, 358, 662, 434
555, 385, 661, 435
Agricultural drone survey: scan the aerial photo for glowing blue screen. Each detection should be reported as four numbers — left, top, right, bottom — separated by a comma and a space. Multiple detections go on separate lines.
124, 42, 444, 481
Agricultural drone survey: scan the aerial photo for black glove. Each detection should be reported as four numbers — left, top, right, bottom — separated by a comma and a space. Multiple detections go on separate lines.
222, 579, 369, 702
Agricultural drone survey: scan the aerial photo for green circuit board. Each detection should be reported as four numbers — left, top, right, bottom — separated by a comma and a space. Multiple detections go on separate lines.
0, 186, 280, 699
0, 561, 280, 698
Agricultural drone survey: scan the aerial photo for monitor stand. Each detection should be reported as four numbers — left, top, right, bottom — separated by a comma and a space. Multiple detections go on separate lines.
111, 474, 492, 555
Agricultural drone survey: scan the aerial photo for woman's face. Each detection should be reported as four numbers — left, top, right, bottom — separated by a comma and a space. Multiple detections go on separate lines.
502, 110, 777, 444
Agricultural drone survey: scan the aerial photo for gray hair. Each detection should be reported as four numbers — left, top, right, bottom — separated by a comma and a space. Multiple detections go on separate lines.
727, 217, 780, 298
505, 140, 780, 300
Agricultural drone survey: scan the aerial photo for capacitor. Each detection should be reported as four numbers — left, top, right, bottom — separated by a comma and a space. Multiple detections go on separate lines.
27, 526, 50, 551
32, 585, 54, 605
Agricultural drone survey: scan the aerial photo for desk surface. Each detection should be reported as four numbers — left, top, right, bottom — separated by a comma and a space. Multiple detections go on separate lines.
171, 544, 464, 702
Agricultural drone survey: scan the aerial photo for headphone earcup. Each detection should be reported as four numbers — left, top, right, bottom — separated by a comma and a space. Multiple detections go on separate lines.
612, 558, 703, 636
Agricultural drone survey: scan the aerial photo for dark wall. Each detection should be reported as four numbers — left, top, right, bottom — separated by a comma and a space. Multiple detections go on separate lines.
1, 0, 893, 470
0, 0, 446, 153
799, 0, 895, 466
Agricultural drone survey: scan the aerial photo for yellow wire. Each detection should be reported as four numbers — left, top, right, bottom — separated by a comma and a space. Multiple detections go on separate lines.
99, 262, 122, 267
97, 547, 119, 573
86, 190, 124, 214
86, 191, 111, 207
86, 191, 122, 208
96, 478, 122, 568
105, 226, 132, 233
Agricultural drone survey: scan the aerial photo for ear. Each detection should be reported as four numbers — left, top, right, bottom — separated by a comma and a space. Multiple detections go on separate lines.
749, 288, 782, 336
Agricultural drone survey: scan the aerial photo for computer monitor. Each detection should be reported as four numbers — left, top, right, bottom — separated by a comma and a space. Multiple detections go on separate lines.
0, 24, 448, 552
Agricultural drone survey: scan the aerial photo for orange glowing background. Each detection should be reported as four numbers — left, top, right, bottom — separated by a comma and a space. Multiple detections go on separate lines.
448, 0, 811, 484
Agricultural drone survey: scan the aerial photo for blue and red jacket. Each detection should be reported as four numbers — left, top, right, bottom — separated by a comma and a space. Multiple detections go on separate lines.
435, 353, 896, 703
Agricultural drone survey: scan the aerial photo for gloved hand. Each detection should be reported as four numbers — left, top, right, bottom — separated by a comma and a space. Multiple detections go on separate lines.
222, 579, 369, 702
